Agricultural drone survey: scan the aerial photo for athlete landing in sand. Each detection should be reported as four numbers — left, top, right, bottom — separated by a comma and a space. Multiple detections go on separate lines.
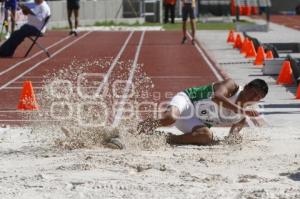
138, 78, 269, 145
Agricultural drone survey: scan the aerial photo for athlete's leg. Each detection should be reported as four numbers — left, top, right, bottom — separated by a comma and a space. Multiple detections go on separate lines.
170, 4, 175, 24
182, 21, 187, 38
4, 8, 9, 33
74, 9, 79, 30
190, 19, 196, 44
189, 6, 196, 44
164, 3, 169, 23
181, 4, 188, 44
167, 126, 213, 145
10, 10, 16, 33
67, 8, 73, 31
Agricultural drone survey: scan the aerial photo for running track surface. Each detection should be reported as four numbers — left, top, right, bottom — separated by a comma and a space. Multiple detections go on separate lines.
270, 15, 300, 31
0, 30, 222, 126
253, 15, 300, 30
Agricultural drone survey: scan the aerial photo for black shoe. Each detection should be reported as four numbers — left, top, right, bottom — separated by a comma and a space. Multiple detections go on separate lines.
69, 30, 78, 36
181, 36, 187, 44
73, 30, 78, 36
105, 137, 124, 150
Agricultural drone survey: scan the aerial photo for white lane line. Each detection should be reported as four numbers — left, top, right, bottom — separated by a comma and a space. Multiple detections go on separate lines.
187, 32, 223, 81
3, 86, 102, 90
94, 31, 134, 96
0, 35, 72, 76
19, 76, 44, 79
0, 110, 43, 112
150, 75, 205, 78
112, 31, 145, 127
0, 32, 92, 90
3, 87, 43, 89
0, 120, 59, 122
13, 81, 43, 84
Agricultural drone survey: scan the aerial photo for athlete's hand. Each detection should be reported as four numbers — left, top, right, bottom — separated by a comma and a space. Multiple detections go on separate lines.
243, 109, 259, 117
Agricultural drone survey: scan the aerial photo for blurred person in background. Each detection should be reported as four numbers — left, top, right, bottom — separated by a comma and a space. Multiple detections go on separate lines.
296, 4, 300, 15
0, 0, 50, 57
181, 0, 196, 45
164, 0, 176, 24
67, 0, 80, 36
2, 0, 18, 39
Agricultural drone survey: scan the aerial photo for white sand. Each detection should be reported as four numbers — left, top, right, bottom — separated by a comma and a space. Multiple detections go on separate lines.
1, 126, 300, 199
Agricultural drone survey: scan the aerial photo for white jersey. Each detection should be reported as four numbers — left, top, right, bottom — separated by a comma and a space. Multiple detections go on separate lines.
27, 1, 51, 33
193, 87, 245, 126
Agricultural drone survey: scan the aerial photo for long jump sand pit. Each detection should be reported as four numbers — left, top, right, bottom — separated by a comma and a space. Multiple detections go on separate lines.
1, 125, 300, 198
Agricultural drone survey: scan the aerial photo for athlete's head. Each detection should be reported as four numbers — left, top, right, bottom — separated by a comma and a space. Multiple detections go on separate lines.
241, 79, 268, 103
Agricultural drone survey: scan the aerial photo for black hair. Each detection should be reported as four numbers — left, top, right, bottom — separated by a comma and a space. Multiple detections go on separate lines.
246, 79, 268, 97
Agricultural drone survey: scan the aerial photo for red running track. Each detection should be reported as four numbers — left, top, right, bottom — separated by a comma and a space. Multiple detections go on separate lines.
0, 30, 222, 126
252, 15, 300, 30
270, 15, 300, 31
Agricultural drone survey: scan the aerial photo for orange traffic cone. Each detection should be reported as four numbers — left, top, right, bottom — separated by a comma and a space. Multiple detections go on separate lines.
246, 40, 257, 58
240, 6, 246, 15
17, 81, 39, 110
227, 30, 235, 43
277, 61, 294, 85
296, 84, 300, 99
231, 0, 236, 15
234, 34, 243, 49
266, 50, 274, 59
254, 46, 266, 66
245, 6, 252, 16
240, 38, 249, 54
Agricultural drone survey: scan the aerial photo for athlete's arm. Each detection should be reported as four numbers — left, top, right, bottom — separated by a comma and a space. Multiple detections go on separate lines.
212, 79, 259, 117
229, 118, 246, 135
19, 4, 35, 16
137, 106, 179, 134
211, 79, 242, 113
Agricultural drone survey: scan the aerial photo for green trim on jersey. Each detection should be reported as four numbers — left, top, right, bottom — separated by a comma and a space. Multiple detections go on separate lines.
202, 123, 212, 128
183, 84, 214, 103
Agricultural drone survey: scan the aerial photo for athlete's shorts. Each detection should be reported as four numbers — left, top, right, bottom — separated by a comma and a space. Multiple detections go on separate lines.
169, 92, 207, 133
5, 0, 18, 11
182, 3, 195, 22
67, 0, 80, 10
